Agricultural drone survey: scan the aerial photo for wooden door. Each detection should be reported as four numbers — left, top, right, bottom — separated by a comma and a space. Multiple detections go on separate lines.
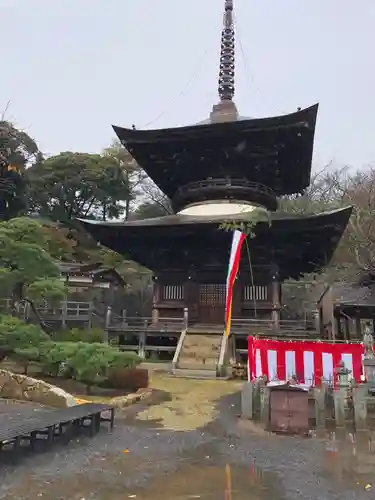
198, 284, 226, 324
270, 389, 309, 434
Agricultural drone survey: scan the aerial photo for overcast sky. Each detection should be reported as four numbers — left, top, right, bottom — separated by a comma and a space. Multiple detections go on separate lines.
1, 0, 375, 170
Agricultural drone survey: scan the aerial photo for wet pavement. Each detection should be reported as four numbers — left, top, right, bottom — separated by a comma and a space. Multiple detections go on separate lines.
1, 388, 375, 499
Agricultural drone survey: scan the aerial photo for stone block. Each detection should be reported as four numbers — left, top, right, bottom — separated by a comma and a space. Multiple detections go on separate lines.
313, 386, 327, 429
260, 386, 271, 428
0, 369, 76, 408
352, 385, 368, 431
241, 382, 253, 419
333, 388, 347, 427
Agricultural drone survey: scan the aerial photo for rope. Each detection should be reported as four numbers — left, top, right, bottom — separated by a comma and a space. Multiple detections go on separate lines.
233, 11, 260, 99
140, 45, 211, 129
245, 237, 258, 319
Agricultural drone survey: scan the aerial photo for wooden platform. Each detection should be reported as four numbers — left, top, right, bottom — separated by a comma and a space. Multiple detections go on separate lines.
0, 403, 115, 456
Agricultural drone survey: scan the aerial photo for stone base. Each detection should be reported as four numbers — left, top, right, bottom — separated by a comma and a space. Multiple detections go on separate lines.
209, 100, 239, 123
364, 358, 375, 389
0, 369, 77, 408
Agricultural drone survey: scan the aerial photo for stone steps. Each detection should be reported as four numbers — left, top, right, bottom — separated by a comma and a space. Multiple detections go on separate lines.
172, 368, 220, 380
178, 361, 217, 371
178, 334, 221, 363
175, 332, 223, 378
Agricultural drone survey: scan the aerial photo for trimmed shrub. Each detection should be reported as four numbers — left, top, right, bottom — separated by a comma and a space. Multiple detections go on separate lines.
53, 327, 106, 344
0, 315, 50, 350
0, 315, 52, 370
0, 314, 143, 392
66, 343, 142, 393
108, 367, 149, 391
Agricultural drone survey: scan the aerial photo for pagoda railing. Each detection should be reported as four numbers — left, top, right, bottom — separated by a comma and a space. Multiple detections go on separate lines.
0, 299, 93, 324
172, 178, 278, 212
106, 310, 186, 333
228, 318, 318, 340
231, 318, 316, 332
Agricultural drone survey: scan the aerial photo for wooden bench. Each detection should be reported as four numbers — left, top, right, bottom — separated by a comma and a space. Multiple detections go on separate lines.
0, 403, 115, 454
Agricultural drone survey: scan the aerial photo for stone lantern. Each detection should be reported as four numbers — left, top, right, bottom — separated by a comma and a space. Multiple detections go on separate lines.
336, 360, 351, 387
363, 325, 375, 390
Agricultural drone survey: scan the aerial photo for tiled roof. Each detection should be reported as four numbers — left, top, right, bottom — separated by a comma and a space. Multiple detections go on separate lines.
331, 282, 375, 307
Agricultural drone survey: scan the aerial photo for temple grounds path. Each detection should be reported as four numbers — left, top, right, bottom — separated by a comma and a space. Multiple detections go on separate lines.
0, 374, 374, 500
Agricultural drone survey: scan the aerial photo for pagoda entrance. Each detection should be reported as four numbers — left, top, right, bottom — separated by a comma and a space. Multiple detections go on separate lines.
198, 284, 226, 324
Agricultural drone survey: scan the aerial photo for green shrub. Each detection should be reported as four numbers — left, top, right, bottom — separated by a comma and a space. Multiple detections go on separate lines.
0, 315, 52, 373
66, 343, 141, 392
12, 346, 40, 375
0, 314, 51, 352
39, 340, 142, 391
87, 327, 106, 343
53, 327, 105, 344
0, 314, 142, 391
38, 341, 79, 377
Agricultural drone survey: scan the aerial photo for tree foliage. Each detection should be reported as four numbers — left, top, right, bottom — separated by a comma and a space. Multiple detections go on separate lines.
0, 217, 67, 328
0, 314, 142, 390
0, 120, 42, 220
0, 314, 51, 368
2, 107, 373, 318
103, 140, 146, 220
27, 151, 131, 222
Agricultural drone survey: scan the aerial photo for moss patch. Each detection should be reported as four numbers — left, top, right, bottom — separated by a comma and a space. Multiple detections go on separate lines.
136, 374, 242, 431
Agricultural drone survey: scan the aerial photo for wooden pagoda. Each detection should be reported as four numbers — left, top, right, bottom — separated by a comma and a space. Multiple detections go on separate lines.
80, 0, 352, 329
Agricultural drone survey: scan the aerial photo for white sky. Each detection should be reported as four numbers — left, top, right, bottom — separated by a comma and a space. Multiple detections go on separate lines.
1, 0, 375, 170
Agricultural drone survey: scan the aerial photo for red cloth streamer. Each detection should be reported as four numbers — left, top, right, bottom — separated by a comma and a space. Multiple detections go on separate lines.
248, 336, 364, 386
225, 230, 245, 337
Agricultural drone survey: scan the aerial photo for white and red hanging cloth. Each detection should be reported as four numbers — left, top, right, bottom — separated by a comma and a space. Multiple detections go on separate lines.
248, 336, 364, 386
225, 230, 246, 337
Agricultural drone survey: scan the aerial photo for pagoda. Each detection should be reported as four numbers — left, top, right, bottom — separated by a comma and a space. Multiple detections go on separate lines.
81, 0, 352, 329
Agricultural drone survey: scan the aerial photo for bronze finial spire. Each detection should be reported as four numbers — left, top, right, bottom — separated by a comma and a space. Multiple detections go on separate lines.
209, 0, 238, 123
218, 0, 235, 101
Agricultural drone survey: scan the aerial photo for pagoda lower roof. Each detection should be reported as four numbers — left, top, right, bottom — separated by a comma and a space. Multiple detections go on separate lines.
79, 206, 352, 281
113, 104, 319, 200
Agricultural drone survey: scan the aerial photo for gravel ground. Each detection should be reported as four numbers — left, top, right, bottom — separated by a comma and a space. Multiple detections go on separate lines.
0, 392, 374, 499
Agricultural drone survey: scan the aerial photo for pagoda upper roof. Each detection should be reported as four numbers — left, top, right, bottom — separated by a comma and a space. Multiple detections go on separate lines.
113, 104, 319, 201
79, 205, 352, 281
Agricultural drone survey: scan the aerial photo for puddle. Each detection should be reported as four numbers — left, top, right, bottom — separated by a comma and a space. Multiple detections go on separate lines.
3, 459, 283, 500
319, 430, 375, 491
127, 463, 284, 500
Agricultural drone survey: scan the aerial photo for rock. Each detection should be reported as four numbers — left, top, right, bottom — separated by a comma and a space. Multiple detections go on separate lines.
0, 369, 77, 408
110, 388, 152, 408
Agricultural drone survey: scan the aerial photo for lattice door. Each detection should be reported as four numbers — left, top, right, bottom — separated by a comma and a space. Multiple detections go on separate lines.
199, 284, 226, 323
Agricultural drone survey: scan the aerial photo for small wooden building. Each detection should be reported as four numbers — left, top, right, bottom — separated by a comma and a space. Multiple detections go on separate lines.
317, 282, 375, 340
58, 262, 125, 307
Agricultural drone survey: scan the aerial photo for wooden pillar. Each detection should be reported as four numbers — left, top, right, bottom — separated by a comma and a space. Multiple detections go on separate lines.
138, 329, 146, 358
61, 301, 68, 330
104, 306, 111, 344
231, 278, 242, 319
271, 273, 281, 329
185, 278, 199, 323
152, 307, 158, 324
344, 317, 350, 341
335, 315, 342, 341
355, 309, 361, 339
87, 302, 93, 331
105, 305, 112, 329
152, 279, 160, 323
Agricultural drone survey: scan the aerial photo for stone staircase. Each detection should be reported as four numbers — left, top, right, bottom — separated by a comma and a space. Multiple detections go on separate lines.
173, 330, 223, 379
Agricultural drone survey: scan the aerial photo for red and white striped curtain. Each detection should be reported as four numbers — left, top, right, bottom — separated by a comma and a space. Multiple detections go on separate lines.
248, 336, 364, 386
